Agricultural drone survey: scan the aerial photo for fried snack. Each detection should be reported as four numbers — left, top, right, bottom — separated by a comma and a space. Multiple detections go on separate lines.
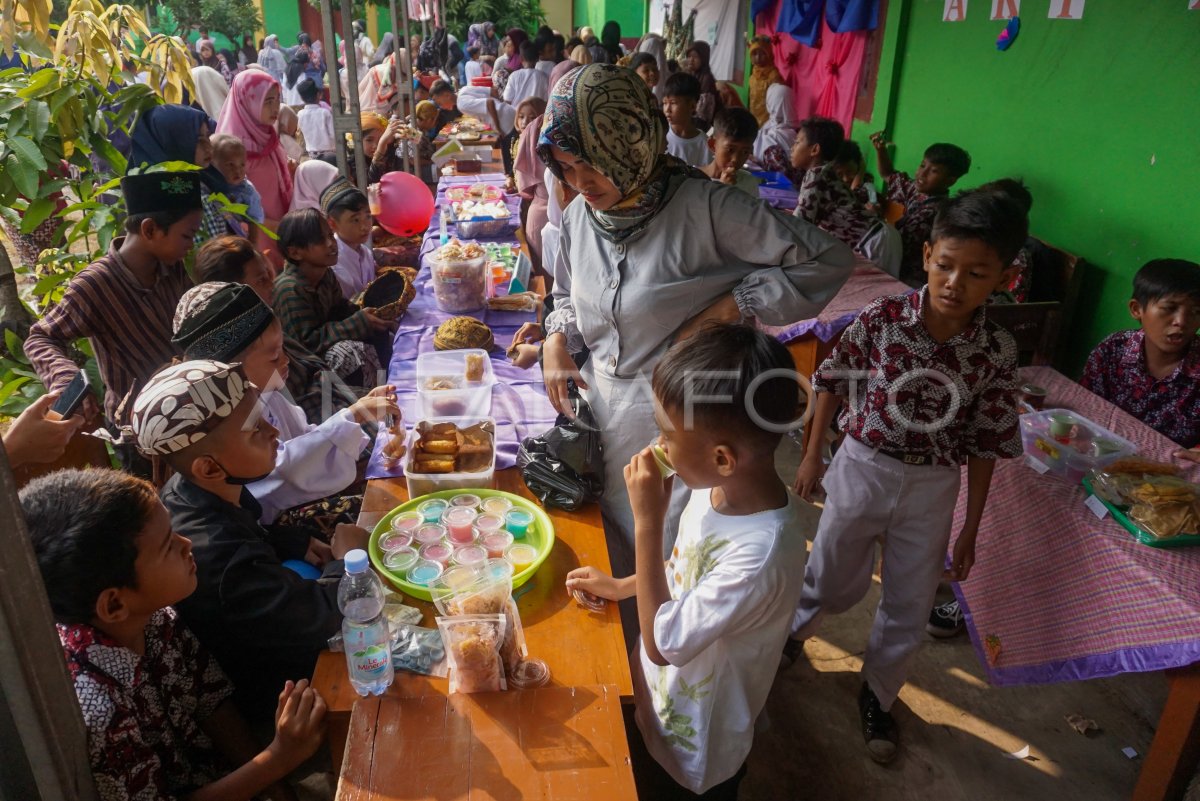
464, 352, 485, 382
1129, 501, 1200, 539
408, 421, 495, 476
382, 430, 407, 460
434, 316, 495, 351
1130, 479, 1196, 506
420, 438, 460, 455
487, 292, 539, 312
413, 457, 456, 473
1105, 457, 1180, 477
438, 615, 507, 694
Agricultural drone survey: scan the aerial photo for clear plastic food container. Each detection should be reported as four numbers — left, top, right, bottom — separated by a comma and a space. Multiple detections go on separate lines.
430, 254, 488, 313
415, 349, 494, 419
404, 416, 498, 497
1019, 408, 1137, 483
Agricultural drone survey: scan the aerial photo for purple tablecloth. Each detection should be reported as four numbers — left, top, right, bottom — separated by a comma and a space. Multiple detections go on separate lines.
758, 259, 912, 345
365, 174, 557, 480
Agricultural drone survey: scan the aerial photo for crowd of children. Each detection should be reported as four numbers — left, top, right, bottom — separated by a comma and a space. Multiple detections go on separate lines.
8, 22, 1200, 801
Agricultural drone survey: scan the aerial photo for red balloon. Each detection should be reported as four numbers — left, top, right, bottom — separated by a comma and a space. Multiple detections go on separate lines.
376, 171, 434, 238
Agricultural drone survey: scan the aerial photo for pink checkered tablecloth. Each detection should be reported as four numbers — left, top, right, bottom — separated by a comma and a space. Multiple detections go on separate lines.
951, 366, 1200, 686
758, 258, 912, 345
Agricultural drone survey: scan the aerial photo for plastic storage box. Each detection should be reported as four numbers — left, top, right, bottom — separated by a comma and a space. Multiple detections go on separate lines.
404, 415, 497, 497
415, 349, 494, 418
1019, 408, 1137, 483
429, 252, 488, 313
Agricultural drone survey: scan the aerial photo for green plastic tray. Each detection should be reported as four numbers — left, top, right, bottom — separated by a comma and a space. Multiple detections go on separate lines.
369, 489, 556, 600
1082, 475, 1200, 548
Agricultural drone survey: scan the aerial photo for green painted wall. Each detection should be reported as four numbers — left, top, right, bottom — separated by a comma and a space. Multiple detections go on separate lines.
857, 1, 1200, 373
573, 0, 645, 38
262, 0, 302, 46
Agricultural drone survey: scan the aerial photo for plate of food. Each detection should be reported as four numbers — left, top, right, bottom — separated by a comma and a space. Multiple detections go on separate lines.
1084, 458, 1200, 547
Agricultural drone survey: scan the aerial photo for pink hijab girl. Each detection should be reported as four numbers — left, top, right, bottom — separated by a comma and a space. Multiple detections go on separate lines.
216, 69, 293, 224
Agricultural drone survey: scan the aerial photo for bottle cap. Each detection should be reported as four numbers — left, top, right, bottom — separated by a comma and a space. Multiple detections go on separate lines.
345, 549, 369, 573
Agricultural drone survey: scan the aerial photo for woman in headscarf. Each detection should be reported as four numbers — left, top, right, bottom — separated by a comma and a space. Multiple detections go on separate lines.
196, 38, 233, 85
258, 34, 287, 84
479, 22, 500, 57
291, 159, 340, 211
191, 65, 229, 119
359, 33, 407, 116
504, 28, 528, 71
685, 40, 721, 126
537, 64, 853, 570
216, 70, 293, 225
219, 48, 241, 79
239, 35, 257, 68
129, 104, 245, 244
514, 60, 577, 281
751, 83, 802, 185
282, 49, 310, 106
600, 21, 622, 63
569, 44, 592, 65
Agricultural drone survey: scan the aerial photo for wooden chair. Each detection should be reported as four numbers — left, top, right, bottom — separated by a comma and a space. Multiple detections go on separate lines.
987, 301, 1062, 367
1026, 237, 1089, 367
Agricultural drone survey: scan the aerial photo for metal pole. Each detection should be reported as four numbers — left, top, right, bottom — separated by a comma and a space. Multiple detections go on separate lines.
341, 0, 369, 192
401, 1, 419, 177
323, 0, 369, 191
388, 0, 408, 174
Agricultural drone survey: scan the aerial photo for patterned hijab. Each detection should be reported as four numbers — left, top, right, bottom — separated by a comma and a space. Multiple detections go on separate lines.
537, 63, 698, 243
130, 361, 250, 456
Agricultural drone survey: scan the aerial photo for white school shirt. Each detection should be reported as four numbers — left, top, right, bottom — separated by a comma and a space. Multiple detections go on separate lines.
465, 59, 483, 82
332, 235, 378, 300
457, 86, 515, 134
535, 60, 556, 81
297, 104, 336, 154
502, 66, 549, 105
248, 391, 367, 524
633, 490, 807, 793
666, 130, 712, 168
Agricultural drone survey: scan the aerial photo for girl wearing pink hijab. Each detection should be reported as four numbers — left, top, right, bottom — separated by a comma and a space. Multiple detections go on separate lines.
216, 70, 293, 226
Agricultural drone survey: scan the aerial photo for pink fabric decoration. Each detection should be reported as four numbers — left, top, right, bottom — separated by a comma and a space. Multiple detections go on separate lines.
756, 0, 869, 133
216, 69, 293, 220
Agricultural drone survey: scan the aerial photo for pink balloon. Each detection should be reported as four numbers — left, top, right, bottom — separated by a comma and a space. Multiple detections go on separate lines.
377, 171, 434, 238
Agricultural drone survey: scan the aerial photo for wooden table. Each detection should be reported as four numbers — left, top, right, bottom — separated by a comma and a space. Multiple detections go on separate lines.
336, 685, 637, 800
313, 470, 634, 771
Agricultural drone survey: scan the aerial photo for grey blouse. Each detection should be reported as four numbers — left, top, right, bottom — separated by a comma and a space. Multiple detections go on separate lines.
545, 178, 856, 378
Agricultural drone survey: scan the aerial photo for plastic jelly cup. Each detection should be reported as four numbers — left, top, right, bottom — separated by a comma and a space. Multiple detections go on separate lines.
486, 557, 514, 582
390, 511, 423, 535
507, 658, 550, 689
379, 531, 414, 552
452, 544, 488, 568
480, 496, 513, 516
1048, 412, 1075, 438
415, 524, 448, 546
450, 493, 482, 510
407, 559, 444, 586
474, 513, 504, 535
418, 541, 454, 565
651, 444, 676, 478
505, 543, 538, 573
418, 499, 449, 524
442, 507, 478, 544
383, 546, 419, 573
505, 508, 534, 538
481, 530, 514, 559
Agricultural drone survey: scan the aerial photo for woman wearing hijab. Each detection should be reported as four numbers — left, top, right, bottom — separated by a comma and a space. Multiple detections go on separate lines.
537, 64, 853, 569
196, 38, 233, 86
282, 49, 310, 106
129, 104, 245, 244
291, 159, 340, 211
514, 60, 578, 281
504, 28, 528, 71
479, 22, 500, 57
191, 65, 229, 119
751, 83, 801, 184
239, 35, 257, 68
600, 21, 622, 63
216, 70, 293, 225
258, 34, 287, 84
685, 41, 721, 126
634, 32, 669, 102
569, 44, 592, 65
359, 33, 407, 115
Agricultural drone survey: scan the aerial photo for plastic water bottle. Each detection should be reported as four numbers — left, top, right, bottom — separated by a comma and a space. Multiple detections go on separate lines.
338, 550, 394, 696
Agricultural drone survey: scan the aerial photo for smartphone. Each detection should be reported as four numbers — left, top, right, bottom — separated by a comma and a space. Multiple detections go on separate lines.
46, 370, 91, 421
865, 182, 879, 205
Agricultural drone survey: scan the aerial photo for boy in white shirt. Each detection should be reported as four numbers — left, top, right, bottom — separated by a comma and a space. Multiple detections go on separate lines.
296, 79, 336, 159
502, 41, 549, 105
320, 179, 377, 300
663, 72, 711, 168
464, 44, 484, 82
567, 323, 805, 798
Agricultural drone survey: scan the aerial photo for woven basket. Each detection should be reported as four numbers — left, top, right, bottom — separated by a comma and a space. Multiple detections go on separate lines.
355, 268, 416, 321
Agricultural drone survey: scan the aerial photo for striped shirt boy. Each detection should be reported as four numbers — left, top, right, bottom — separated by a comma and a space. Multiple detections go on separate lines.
271, 262, 371, 357
25, 238, 192, 425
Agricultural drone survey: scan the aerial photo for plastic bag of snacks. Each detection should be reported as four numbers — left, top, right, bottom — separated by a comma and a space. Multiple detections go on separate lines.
391, 623, 449, 677
429, 562, 528, 674
437, 614, 507, 693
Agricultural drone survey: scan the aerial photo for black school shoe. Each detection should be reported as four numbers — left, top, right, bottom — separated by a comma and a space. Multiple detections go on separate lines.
779, 636, 806, 671
858, 682, 898, 764
926, 599, 966, 638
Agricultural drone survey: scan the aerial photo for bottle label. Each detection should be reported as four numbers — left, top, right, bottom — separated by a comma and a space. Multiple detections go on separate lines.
351, 643, 391, 678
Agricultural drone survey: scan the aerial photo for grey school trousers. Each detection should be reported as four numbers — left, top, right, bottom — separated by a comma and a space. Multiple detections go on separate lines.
791, 435, 961, 711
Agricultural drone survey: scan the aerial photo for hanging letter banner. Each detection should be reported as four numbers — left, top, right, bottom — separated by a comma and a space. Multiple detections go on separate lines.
1048, 0, 1085, 18
943, 0, 968, 21
991, 0, 1020, 19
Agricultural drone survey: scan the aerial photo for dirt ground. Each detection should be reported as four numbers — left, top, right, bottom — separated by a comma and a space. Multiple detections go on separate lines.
738, 437, 1170, 801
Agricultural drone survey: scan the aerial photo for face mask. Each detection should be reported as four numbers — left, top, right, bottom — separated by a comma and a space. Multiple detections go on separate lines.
207, 455, 272, 485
